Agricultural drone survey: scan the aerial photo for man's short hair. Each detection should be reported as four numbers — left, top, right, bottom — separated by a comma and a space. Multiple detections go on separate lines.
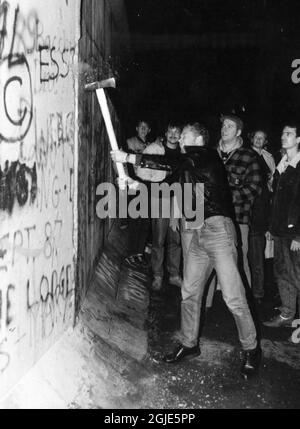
220, 114, 244, 132
185, 122, 210, 145
283, 123, 300, 137
137, 119, 151, 128
166, 121, 182, 132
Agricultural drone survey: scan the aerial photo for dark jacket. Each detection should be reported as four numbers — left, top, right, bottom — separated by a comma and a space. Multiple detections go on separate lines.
270, 162, 300, 241
217, 144, 262, 225
136, 146, 235, 221
250, 152, 272, 233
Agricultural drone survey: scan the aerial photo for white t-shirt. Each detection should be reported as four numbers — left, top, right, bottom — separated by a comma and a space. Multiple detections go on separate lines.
136, 141, 167, 182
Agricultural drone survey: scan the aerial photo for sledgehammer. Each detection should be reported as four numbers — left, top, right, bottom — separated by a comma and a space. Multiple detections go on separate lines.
85, 78, 127, 180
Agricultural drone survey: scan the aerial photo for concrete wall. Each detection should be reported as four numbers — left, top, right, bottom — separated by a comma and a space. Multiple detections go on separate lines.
77, 0, 130, 313
0, 0, 80, 397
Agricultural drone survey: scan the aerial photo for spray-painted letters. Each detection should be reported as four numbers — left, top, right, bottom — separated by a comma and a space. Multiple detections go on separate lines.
0, 0, 78, 397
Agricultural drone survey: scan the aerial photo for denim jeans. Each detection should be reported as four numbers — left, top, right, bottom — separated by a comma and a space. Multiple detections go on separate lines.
248, 232, 266, 299
274, 236, 300, 319
180, 216, 257, 351
181, 229, 216, 308
151, 217, 181, 277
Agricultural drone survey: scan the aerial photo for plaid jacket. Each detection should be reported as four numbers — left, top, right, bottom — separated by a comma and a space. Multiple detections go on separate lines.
217, 145, 262, 224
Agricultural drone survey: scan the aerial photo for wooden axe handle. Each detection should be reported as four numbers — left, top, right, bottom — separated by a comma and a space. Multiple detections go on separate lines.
96, 88, 126, 179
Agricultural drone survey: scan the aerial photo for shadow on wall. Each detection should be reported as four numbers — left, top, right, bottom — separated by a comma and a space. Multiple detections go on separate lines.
76, 0, 130, 314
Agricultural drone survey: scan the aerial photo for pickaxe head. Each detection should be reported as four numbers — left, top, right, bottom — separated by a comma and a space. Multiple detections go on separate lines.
84, 77, 116, 91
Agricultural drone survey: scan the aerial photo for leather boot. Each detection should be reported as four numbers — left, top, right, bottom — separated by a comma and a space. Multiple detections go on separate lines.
263, 314, 293, 328
162, 343, 200, 364
240, 346, 262, 379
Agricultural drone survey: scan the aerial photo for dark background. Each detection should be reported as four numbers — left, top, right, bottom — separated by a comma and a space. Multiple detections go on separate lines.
118, 0, 300, 153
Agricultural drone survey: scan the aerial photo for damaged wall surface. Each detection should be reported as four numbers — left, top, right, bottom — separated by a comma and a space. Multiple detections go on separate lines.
0, 0, 80, 398
77, 0, 130, 313
0, 0, 129, 400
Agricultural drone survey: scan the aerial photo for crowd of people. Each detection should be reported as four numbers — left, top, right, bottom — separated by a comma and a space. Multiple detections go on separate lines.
110, 114, 300, 379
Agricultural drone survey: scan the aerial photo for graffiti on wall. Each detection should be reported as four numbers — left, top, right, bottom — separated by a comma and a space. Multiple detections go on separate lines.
0, 161, 37, 213
0, 3, 76, 142
27, 263, 74, 345
0, 0, 77, 383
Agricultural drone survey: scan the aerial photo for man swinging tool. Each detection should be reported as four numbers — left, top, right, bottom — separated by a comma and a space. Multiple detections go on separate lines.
111, 122, 262, 380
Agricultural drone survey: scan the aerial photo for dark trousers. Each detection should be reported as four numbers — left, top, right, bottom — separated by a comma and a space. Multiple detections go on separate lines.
127, 217, 150, 256
274, 236, 300, 318
151, 217, 181, 278
126, 188, 151, 257
248, 232, 266, 299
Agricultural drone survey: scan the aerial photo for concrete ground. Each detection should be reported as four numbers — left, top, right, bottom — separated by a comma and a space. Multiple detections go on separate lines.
1, 221, 299, 409
146, 285, 300, 409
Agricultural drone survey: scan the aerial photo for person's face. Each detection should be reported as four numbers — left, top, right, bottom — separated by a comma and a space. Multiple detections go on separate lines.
179, 127, 203, 152
221, 119, 240, 142
166, 127, 181, 145
281, 126, 300, 151
253, 131, 266, 150
136, 122, 150, 141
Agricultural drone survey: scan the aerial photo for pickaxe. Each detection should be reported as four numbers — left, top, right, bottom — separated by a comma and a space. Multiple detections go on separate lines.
85, 78, 127, 180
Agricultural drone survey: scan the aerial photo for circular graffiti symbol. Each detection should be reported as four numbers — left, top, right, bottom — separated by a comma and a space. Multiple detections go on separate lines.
0, 55, 33, 143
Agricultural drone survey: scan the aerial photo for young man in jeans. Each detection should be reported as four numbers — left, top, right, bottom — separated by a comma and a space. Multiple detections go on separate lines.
111, 122, 261, 378
263, 124, 300, 334
217, 115, 263, 290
